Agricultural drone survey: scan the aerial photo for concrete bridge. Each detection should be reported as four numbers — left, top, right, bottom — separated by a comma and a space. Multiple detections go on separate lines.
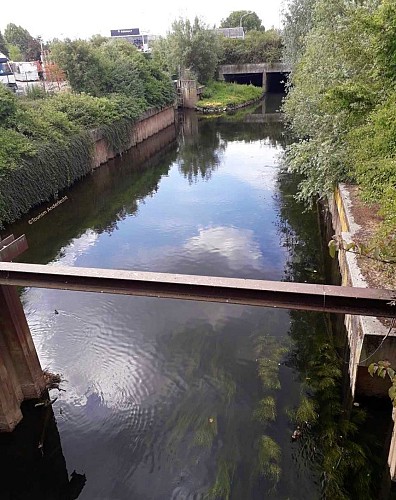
218, 63, 291, 91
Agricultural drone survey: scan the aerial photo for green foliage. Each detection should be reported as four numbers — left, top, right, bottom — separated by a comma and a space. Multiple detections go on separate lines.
220, 10, 263, 32
220, 29, 283, 64
4, 23, 40, 61
0, 85, 17, 123
283, 0, 396, 259
7, 44, 23, 61
0, 31, 9, 57
0, 128, 36, 170
0, 33, 175, 227
368, 360, 396, 406
256, 435, 281, 483
51, 38, 175, 105
207, 459, 235, 500
153, 17, 222, 84
14, 100, 80, 143
282, 0, 317, 65
253, 396, 276, 422
196, 82, 262, 111
295, 396, 318, 424
25, 85, 47, 100
0, 134, 93, 224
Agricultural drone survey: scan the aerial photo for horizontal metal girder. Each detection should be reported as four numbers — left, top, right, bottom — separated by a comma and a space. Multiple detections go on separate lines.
0, 262, 394, 317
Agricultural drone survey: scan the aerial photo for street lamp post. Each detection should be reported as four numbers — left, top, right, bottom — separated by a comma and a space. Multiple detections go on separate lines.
239, 11, 253, 38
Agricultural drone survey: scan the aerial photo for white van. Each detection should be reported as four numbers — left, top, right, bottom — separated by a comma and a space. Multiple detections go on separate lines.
0, 52, 18, 91
12, 61, 39, 82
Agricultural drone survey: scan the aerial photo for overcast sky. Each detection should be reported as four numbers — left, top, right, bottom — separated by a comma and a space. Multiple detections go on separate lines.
2, 0, 285, 41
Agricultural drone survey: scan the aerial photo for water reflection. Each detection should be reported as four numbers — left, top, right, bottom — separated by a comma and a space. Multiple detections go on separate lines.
276, 171, 392, 499
0, 400, 86, 499
1, 98, 376, 499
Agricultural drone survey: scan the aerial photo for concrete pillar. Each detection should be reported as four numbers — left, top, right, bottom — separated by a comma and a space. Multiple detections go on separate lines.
0, 285, 45, 431
262, 72, 267, 92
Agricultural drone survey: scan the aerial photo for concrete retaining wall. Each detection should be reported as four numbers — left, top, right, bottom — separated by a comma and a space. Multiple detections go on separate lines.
328, 184, 391, 395
91, 106, 175, 169
328, 184, 396, 480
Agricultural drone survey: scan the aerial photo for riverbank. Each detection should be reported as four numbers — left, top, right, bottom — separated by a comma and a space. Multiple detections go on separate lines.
195, 81, 263, 113
0, 100, 175, 228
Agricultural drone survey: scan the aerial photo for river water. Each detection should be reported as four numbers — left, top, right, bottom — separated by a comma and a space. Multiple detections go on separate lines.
2, 96, 387, 499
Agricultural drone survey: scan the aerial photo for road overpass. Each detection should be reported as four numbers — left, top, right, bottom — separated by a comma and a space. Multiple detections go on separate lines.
218, 63, 291, 91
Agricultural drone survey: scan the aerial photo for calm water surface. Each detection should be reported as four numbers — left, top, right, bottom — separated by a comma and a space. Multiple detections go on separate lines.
3, 97, 383, 499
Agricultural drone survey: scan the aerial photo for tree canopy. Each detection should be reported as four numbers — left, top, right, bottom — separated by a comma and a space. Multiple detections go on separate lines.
0, 32, 9, 57
283, 0, 396, 259
4, 23, 40, 61
152, 17, 222, 84
51, 37, 174, 107
220, 11, 263, 32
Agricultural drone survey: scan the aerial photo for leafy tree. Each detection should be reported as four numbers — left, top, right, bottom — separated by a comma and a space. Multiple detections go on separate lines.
282, 0, 317, 66
220, 10, 263, 32
50, 39, 104, 95
51, 38, 174, 106
4, 23, 40, 61
0, 31, 9, 57
283, 0, 396, 259
7, 44, 22, 61
158, 17, 222, 84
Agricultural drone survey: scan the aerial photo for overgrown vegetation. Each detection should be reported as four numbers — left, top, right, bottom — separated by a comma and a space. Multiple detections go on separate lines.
196, 81, 262, 111
152, 16, 283, 84
283, 0, 396, 259
220, 30, 283, 65
0, 37, 175, 227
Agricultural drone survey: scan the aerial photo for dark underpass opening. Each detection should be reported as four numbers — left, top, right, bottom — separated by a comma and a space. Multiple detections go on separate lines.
223, 72, 289, 92
224, 73, 263, 87
266, 72, 289, 92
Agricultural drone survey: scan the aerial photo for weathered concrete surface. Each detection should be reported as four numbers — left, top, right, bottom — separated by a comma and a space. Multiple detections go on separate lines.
179, 80, 199, 109
0, 286, 45, 431
329, 184, 392, 394
92, 106, 176, 169
328, 183, 396, 480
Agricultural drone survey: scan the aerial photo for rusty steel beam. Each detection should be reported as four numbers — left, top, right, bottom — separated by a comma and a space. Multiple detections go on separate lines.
0, 262, 394, 317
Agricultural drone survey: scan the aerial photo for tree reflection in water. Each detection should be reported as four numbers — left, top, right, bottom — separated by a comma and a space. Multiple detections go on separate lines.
276, 169, 386, 499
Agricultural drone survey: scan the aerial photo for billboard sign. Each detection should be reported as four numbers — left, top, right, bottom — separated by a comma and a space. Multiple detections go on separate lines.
111, 28, 140, 37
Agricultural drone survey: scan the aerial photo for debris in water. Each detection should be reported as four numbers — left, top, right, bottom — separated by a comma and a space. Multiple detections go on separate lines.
43, 369, 64, 391
291, 426, 302, 441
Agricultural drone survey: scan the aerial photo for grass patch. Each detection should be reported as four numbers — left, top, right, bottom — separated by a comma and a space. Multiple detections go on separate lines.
196, 81, 262, 111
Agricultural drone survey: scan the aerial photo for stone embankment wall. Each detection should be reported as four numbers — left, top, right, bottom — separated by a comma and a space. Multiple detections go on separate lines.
91, 106, 176, 168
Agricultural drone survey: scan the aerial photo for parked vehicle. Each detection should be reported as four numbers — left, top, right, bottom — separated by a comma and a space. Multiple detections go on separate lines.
11, 61, 39, 82
0, 52, 18, 92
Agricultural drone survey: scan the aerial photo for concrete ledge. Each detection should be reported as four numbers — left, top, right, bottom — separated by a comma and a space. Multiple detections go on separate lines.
329, 183, 396, 480
329, 184, 390, 395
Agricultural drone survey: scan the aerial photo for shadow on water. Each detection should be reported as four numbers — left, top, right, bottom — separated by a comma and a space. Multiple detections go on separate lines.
0, 399, 86, 500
